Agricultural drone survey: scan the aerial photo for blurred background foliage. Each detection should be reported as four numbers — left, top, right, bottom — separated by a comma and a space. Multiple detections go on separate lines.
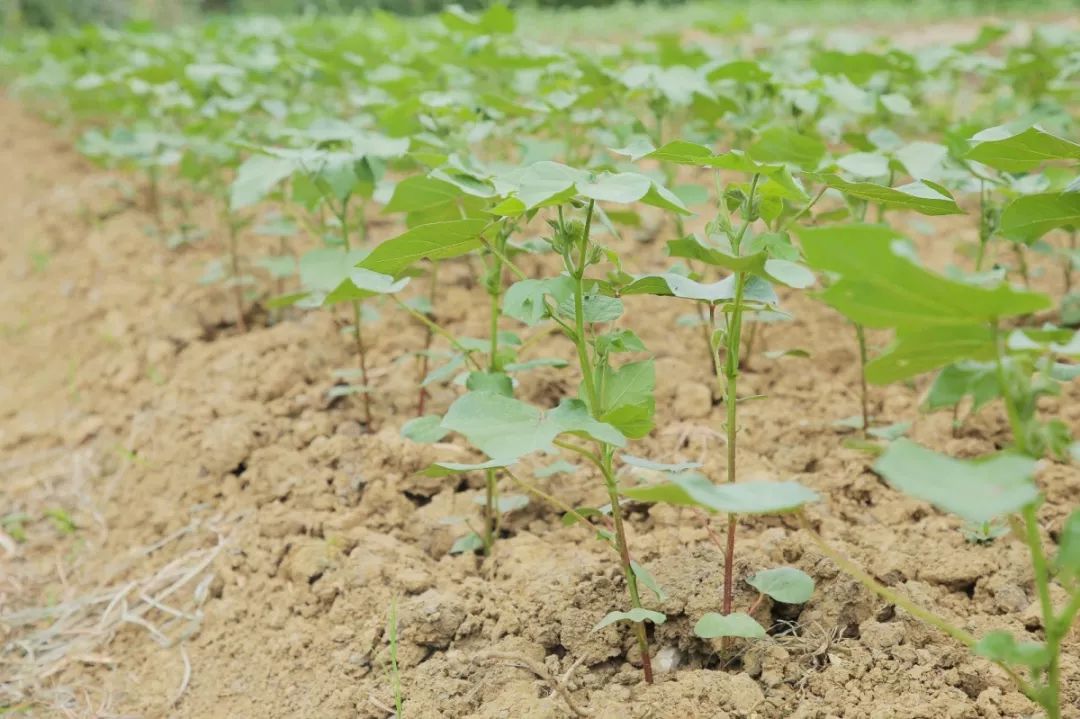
1, 0, 1075, 30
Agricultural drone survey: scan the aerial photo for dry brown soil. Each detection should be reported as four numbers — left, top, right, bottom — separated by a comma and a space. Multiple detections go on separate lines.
1, 88, 1078, 719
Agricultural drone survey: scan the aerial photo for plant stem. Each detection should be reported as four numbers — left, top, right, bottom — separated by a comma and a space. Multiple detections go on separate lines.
1014, 243, 1031, 288
717, 173, 759, 618
975, 182, 989, 272
779, 185, 827, 233
562, 200, 651, 683
1064, 230, 1076, 295
991, 321, 1027, 453
394, 297, 483, 369
572, 200, 600, 412
600, 447, 653, 684
224, 208, 247, 332
855, 323, 870, 437
416, 261, 439, 416
339, 196, 372, 427
1021, 504, 1060, 718
480, 232, 508, 555
389, 597, 403, 718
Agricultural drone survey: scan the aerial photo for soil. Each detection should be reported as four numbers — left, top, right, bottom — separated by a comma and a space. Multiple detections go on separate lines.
1, 83, 1079, 719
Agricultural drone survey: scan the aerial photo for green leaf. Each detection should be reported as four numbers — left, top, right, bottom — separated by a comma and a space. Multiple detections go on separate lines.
749, 126, 825, 170
596, 328, 647, 355
465, 371, 514, 397
593, 608, 667, 631
874, 440, 1040, 523
450, 532, 484, 555
836, 152, 889, 178
358, 219, 488, 278
441, 393, 625, 461
230, 154, 296, 210
866, 325, 997, 384
631, 561, 667, 601
924, 362, 1000, 412
383, 175, 460, 214
973, 631, 1051, 670
999, 193, 1080, 243
816, 174, 963, 215
798, 224, 1051, 329
420, 458, 511, 477
965, 126, 1080, 173
694, 612, 766, 639
578, 172, 651, 203
596, 360, 655, 439
623, 272, 780, 310
622, 473, 818, 514
668, 236, 813, 288
401, 415, 450, 444
748, 567, 815, 604
503, 276, 574, 326
1053, 509, 1080, 582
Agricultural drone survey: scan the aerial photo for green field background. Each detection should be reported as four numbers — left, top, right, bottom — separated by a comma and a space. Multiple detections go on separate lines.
4, 0, 1078, 31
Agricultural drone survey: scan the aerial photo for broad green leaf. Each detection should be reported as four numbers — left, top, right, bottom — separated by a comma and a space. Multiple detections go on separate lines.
596, 360, 655, 438
973, 631, 1050, 670
401, 415, 449, 444
866, 325, 996, 384
358, 219, 488, 277
874, 440, 1039, 523
383, 175, 460, 214
694, 612, 766, 639
623, 472, 818, 514
965, 126, 1080, 173
622, 273, 779, 308
441, 393, 625, 461
578, 172, 651, 203
593, 608, 667, 631
465, 371, 513, 397
749, 126, 825, 170
999, 193, 1080, 243
816, 174, 963, 215
798, 224, 1051, 328
557, 293, 624, 324
299, 247, 368, 293
747, 567, 814, 604
836, 152, 889, 178
230, 154, 295, 210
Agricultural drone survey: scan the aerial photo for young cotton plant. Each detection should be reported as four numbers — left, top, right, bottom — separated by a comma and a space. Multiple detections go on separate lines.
797, 223, 1079, 719
229, 127, 409, 425
961, 125, 1080, 289
602, 139, 822, 644
412, 161, 700, 683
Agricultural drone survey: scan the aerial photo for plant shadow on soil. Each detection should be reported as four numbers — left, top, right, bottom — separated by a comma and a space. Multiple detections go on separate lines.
1, 96, 1078, 718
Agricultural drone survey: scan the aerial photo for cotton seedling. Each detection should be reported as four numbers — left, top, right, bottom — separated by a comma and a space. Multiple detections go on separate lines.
798, 223, 1080, 718
230, 129, 409, 425
962, 125, 1080, 289
603, 139, 821, 641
